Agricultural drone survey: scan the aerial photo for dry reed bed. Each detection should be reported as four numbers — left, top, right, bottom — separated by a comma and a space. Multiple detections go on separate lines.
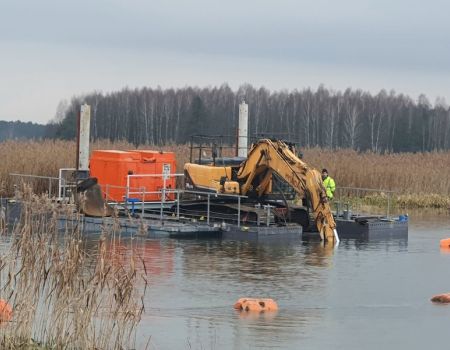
0, 187, 147, 348
303, 148, 450, 208
1, 140, 449, 208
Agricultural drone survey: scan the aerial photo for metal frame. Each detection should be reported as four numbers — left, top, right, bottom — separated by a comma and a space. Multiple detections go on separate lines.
57, 168, 78, 201
335, 186, 396, 219
10, 173, 61, 199
9, 172, 398, 227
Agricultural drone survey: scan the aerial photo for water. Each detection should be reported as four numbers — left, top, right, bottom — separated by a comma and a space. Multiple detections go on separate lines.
110, 210, 448, 350
4, 210, 450, 349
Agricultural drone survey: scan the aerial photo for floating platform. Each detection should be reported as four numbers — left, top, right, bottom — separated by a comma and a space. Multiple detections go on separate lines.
336, 216, 408, 240
221, 223, 302, 242
60, 215, 302, 240
59, 215, 222, 239
303, 215, 408, 241
2, 198, 408, 242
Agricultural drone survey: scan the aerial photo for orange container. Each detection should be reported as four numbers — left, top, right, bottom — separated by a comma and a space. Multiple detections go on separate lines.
133, 150, 177, 201
90, 150, 176, 202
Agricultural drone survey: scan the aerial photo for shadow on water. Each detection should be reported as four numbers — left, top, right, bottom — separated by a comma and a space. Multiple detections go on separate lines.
338, 237, 408, 252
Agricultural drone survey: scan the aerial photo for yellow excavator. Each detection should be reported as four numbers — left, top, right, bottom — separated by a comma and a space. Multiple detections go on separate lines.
184, 139, 338, 242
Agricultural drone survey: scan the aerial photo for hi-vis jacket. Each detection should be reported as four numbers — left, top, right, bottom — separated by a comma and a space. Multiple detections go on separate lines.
323, 176, 336, 200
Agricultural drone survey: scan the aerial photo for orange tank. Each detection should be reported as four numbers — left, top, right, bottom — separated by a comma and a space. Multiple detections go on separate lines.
90, 150, 176, 202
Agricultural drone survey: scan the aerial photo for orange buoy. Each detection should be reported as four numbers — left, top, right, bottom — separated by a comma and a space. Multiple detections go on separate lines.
0, 299, 12, 323
431, 293, 450, 303
432, 294, 450, 303
440, 238, 450, 249
234, 298, 278, 312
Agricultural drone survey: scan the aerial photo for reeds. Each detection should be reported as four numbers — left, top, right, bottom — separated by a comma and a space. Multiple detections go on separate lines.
0, 186, 147, 349
1, 140, 450, 208
0, 140, 189, 197
302, 148, 450, 208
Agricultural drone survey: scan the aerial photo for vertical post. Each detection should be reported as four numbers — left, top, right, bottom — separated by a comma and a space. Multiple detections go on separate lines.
387, 192, 391, 219
78, 104, 91, 171
126, 176, 130, 202
75, 111, 81, 170
237, 196, 241, 228
356, 188, 360, 214
160, 188, 164, 221
176, 190, 180, 220
207, 193, 210, 225
48, 178, 52, 198
238, 101, 249, 158
62, 178, 66, 202
141, 187, 145, 217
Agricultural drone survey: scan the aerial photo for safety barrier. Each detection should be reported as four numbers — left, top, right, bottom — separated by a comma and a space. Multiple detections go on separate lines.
335, 186, 396, 219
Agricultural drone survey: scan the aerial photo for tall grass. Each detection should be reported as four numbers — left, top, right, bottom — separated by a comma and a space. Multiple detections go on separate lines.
0, 186, 147, 348
1, 140, 450, 208
0, 140, 188, 197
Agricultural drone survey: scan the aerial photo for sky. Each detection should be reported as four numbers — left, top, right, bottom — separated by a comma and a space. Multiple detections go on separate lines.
1, 0, 449, 123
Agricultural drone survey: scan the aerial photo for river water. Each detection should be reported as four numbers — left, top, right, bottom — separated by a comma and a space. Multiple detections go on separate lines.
102, 209, 447, 350
5, 208, 450, 349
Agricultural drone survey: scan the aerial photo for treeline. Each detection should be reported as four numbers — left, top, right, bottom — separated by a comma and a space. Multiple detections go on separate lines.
48, 84, 450, 152
0, 121, 46, 141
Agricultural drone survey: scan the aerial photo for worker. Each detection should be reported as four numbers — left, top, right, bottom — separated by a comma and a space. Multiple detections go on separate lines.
321, 169, 336, 200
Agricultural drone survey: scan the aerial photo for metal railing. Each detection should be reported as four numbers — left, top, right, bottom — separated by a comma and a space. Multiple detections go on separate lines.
335, 186, 395, 219
10, 173, 296, 227
58, 168, 78, 201
103, 183, 251, 227
126, 173, 184, 201
9, 173, 65, 199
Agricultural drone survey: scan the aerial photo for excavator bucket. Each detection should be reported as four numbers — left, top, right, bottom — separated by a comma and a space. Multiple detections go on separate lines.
76, 178, 114, 217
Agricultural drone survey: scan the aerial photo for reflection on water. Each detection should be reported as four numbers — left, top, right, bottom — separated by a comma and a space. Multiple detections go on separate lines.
1, 210, 449, 349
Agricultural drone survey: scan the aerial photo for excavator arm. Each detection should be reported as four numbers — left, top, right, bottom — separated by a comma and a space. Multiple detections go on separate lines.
237, 139, 338, 242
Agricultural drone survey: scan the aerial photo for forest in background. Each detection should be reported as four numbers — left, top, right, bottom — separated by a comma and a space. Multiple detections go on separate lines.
0, 121, 46, 141
48, 84, 450, 152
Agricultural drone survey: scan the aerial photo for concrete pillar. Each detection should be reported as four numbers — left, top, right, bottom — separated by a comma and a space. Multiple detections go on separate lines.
238, 101, 248, 158
78, 104, 91, 171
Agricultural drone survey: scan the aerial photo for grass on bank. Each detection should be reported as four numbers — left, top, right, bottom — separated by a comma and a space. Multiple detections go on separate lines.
1, 139, 450, 209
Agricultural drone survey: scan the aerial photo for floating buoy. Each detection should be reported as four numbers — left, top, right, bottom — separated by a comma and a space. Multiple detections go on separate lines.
431, 293, 450, 303
234, 298, 278, 312
0, 299, 12, 323
440, 238, 450, 249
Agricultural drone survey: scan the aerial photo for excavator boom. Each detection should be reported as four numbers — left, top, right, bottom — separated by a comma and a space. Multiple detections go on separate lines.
184, 139, 338, 242
236, 139, 337, 242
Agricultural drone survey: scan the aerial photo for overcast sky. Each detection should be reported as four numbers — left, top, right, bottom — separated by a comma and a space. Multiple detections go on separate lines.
1, 0, 449, 123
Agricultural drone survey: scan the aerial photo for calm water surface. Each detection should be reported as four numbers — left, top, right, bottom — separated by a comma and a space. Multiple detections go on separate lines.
10, 210, 450, 349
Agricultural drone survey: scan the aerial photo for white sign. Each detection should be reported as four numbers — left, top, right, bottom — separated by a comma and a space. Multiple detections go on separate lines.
163, 164, 171, 180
